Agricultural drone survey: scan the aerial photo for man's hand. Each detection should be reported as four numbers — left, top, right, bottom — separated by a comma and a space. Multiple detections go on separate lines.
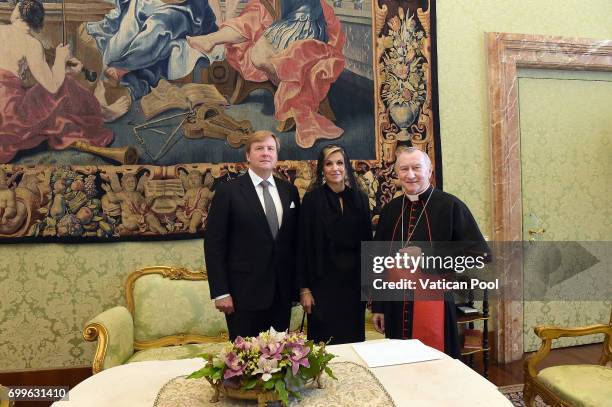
373, 313, 385, 334
299, 289, 315, 314
215, 296, 234, 314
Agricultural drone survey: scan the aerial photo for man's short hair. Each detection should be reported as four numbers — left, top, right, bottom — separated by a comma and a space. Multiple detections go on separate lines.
394, 146, 432, 171
244, 131, 280, 154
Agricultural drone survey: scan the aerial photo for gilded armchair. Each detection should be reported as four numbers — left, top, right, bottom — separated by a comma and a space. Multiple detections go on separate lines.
83, 266, 230, 374
83, 265, 304, 374
523, 309, 612, 407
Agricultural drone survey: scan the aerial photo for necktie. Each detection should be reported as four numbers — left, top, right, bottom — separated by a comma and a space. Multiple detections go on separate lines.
260, 180, 279, 238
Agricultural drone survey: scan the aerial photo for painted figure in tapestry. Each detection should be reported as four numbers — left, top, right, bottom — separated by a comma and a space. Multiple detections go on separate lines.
0, 168, 52, 237
0, 0, 380, 241
0, 168, 19, 225
0, 0, 130, 164
86, 0, 221, 99
187, 0, 346, 148
101, 172, 168, 235
176, 169, 214, 234
0, 0, 355, 166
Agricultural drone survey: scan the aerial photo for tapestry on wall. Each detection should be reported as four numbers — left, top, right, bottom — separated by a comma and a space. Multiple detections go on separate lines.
0, 0, 440, 241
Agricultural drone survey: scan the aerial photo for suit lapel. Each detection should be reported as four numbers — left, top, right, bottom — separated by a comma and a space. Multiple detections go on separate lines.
238, 174, 273, 239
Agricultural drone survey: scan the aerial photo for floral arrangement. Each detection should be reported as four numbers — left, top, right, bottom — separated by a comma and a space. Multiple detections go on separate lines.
188, 328, 336, 405
380, 9, 427, 127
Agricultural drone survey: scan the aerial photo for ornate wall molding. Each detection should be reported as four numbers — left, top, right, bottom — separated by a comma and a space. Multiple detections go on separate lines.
486, 32, 612, 363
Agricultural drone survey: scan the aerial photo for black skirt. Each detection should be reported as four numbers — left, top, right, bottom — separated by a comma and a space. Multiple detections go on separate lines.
308, 250, 365, 345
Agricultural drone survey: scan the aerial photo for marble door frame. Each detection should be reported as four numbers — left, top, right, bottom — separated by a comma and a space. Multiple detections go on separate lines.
485, 32, 612, 363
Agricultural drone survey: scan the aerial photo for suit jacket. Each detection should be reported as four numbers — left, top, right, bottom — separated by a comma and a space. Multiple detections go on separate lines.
204, 173, 300, 311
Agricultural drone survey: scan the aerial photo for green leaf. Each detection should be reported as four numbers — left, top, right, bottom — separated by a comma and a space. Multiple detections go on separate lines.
263, 379, 276, 390
275, 380, 289, 406
244, 378, 258, 390
300, 363, 318, 378
187, 370, 207, 379
186, 365, 216, 379
321, 353, 335, 364
324, 366, 337, 380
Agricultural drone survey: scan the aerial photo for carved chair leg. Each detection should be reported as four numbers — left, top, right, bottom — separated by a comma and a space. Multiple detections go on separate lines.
523, 382, 536, 407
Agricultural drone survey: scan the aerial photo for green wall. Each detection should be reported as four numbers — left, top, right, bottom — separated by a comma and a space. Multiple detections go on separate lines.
0, 241, 204, 370
1, 0, 612, 371
436, 0, 612, 234
436, 0, 612, 352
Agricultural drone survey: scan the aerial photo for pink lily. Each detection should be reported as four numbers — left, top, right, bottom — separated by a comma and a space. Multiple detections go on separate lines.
258, 329, 286, 360
288, 345, 310, 375
252, 356, 281, 382
223, 352, 246, 379
234, 336, 251, 351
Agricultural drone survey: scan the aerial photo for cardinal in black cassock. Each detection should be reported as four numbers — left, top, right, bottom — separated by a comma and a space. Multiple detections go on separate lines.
372, 147, 489, 358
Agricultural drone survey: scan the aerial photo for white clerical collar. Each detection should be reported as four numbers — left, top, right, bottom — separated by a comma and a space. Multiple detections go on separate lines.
406, 185, 431, 202
248, 168, 276, 189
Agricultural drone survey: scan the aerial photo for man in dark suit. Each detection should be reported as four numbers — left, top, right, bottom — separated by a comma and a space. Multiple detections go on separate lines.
204, 130, 300, 340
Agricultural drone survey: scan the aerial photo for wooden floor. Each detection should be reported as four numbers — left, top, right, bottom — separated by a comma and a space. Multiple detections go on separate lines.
462, 343, 604, 387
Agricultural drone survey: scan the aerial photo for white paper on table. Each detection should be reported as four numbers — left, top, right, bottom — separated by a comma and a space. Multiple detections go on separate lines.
351, 339, 442, 368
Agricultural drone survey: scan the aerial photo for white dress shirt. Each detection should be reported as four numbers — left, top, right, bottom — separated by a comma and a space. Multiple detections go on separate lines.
247, 168, 283, 227
214, 169, 283, 301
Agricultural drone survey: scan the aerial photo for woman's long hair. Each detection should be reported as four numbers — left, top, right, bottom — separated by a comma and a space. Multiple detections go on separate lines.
309, 145, 366, 211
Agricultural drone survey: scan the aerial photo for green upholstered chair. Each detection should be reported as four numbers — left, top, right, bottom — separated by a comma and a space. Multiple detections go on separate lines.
523, 308, 612, 407
83, 266, 304, 374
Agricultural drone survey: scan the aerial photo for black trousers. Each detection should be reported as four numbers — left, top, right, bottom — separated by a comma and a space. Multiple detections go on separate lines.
225, 289, 291, 340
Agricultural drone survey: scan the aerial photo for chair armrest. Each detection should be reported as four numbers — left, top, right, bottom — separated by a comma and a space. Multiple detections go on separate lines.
535, 324, 610, 340
83, 306, 135, 374
524, 323, 611, 378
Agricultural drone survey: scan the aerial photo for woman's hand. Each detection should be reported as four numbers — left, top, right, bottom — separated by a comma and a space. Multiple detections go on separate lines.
300, 288, 315, 314
373, 313, 385, 334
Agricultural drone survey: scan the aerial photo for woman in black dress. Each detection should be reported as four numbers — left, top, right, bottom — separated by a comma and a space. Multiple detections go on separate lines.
297, 145, 372, 344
